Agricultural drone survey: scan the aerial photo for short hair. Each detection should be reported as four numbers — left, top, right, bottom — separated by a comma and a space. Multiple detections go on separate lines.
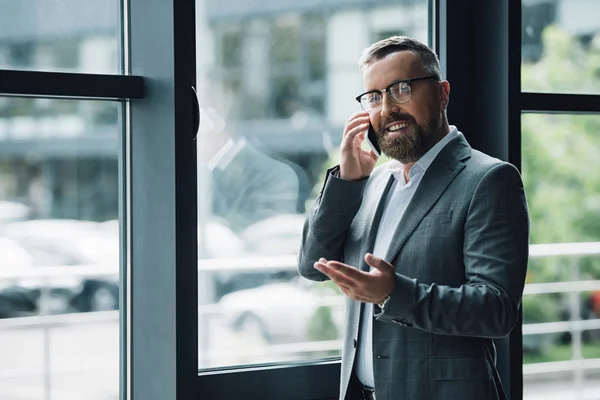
358, 36, 442, 80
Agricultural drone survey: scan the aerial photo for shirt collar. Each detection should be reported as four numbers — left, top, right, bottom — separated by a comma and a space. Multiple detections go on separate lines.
387, 126, 460, 182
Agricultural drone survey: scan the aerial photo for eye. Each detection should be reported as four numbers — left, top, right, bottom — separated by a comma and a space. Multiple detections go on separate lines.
365, 93, 381, 104
392, 82, 410, 95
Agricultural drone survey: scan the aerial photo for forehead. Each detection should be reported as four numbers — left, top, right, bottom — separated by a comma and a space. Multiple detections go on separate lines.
362, 51, 421, 91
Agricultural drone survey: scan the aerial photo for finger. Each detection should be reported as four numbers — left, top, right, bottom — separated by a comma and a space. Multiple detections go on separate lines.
344, 114, 370, 131
314, 260, 328, 272
342, 123, 370, 148
345, 112, 370, 127
364, 253, 394, 272
353, 131, 366, 147
327, 261, 366, 281
318, 264, 357, 288
343, 114, 370, 139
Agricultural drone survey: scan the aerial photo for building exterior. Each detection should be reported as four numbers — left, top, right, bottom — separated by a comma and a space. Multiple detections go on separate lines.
0, 0, 597, 220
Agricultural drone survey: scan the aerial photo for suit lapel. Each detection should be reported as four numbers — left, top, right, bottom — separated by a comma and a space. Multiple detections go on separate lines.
384, 135, 472, 263
359, 173, 395, 271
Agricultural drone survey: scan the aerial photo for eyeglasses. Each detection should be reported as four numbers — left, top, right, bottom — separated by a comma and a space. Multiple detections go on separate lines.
355, 76, 439, 113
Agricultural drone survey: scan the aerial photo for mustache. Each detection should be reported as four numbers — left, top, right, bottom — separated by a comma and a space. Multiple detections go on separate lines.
379, 113, 415, 132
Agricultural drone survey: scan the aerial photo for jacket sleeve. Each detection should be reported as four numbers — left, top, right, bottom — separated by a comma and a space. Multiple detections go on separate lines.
210, 142, 303, 231
376, 162, 530, 338
297, 166, 368, 282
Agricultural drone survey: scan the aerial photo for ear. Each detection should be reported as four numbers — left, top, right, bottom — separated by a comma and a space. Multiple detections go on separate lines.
439, 80, 450, 110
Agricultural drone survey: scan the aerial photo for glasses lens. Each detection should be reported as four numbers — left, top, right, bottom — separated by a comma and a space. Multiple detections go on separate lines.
360, 92, 381, 112
389, 81, 411, 103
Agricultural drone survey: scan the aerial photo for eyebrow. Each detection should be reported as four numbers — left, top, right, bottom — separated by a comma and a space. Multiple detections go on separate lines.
364, 78, 407, 93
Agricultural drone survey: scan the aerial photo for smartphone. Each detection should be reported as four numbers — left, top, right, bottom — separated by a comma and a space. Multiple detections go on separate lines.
365, 122, 381, 157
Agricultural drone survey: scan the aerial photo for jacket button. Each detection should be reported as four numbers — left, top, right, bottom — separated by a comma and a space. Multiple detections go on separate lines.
353, 339, 357, 348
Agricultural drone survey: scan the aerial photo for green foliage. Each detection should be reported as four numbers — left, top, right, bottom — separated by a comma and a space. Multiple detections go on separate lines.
521, 26, 600, 278
306, 305, 339, 342
522, 294, 560, 323
522, 26, 600, 93
521, 26, 600, 358
524, 342, 600, 364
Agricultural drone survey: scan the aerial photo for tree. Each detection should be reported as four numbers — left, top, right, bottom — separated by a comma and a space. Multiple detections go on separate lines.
521, 26, 600, 357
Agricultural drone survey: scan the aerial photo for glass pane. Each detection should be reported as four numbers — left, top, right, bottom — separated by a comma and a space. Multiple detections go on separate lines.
522, 0, 600, 94
0, 1, 120, 73
0, 97, 121, 399
196, 1, 430, 370
522, 113, 600, 398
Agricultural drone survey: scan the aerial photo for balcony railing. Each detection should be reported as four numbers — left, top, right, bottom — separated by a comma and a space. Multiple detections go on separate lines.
1, 241, 600, 399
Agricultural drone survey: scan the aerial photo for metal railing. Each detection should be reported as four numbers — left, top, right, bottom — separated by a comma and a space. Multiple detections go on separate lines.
1, 242, 600, 397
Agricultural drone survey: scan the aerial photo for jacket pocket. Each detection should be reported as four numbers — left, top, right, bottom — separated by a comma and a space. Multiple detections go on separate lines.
429, 356, 496, 400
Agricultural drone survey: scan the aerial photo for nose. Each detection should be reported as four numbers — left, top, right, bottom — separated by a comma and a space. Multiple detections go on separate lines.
380, 92, 400, 118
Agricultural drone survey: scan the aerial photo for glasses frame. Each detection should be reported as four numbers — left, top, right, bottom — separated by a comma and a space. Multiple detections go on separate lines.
355, 75, 439, 112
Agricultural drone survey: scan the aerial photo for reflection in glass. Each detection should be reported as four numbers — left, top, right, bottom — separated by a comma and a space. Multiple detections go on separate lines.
522, 0, 600, 94
0, 98, 120, 399
196, 1, 430, 370
522, 113, 600, 398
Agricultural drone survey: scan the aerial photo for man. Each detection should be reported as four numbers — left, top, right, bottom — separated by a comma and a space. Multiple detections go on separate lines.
297, 36, 529, 400
199, 101, 308, 234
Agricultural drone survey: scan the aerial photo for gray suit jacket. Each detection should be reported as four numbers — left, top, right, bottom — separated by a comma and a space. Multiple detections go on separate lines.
298, 133, 529, 400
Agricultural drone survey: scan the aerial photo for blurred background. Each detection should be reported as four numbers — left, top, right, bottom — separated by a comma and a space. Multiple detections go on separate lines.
0, 0, 599, 399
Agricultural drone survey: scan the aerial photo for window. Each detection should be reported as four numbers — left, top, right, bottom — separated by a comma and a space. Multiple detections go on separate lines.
522, 0, 600, 94
195, 0, 431, 373
522, 114, 600, 396
0, 0, 120, 73
11, 1, 595, 399
211, 14, 327, 120
521, 113, 600, 398
520, 1, 600, 398
0, 99, 121, 399
0, 0, 142, 398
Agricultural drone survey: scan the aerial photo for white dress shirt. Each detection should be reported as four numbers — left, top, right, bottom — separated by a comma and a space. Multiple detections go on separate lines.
355, 127, 460, 389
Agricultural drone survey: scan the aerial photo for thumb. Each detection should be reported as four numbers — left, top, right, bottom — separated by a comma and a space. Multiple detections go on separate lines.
365, 253, 392, 272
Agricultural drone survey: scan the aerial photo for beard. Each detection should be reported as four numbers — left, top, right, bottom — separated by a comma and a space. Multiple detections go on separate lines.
376, 111, 442, 164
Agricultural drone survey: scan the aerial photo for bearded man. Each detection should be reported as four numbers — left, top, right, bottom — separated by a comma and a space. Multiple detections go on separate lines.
298, 36, 529, 400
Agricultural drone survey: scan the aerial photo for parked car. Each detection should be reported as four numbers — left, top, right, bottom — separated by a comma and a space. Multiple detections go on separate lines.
0, 200, 30, 223
217, 276, 344, 343
0, 234, 83, 316
239, 213, 305, 257
0, 236, 39, 317
206, 214, 305, 301
0, 286, 37, 318
0, 219, 120, 313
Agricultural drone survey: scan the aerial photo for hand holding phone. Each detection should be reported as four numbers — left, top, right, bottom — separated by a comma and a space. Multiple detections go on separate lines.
365, 123, 381, 158
339, 113, 379, 181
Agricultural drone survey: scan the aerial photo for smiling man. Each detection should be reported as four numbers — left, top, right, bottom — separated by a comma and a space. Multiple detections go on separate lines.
298, 36, 530, 400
